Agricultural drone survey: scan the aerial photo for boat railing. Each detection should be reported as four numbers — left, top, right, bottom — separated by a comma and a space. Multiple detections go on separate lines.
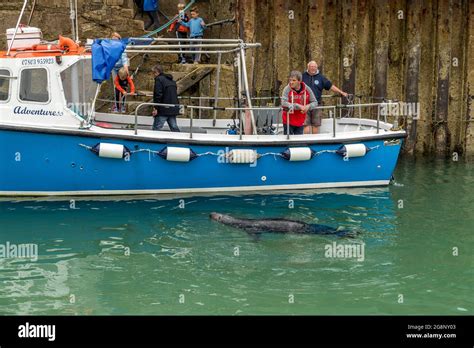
132, 101, 401, 139
335, 102, 401, 134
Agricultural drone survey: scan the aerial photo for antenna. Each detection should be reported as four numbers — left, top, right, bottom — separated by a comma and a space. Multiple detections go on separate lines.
69, 0, 79, 42
75, 0, 79, 42
6, 0, 29, 56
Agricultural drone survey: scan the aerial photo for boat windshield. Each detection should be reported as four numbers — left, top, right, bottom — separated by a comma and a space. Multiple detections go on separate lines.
60, 58, 95, 119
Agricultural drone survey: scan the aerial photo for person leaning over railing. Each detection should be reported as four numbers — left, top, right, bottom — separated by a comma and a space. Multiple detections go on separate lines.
302, 61, 348, 134
281, 71, 318, 135
114, 68, 135, 113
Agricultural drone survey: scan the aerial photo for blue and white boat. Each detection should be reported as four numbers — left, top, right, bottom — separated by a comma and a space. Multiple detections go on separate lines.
0, 9, 406, 197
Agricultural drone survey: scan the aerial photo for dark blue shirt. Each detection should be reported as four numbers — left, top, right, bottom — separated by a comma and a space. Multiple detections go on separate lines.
302, 71, 332, 103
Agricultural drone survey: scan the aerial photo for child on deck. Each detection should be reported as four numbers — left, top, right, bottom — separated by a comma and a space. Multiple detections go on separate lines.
168, 3, 190, 64
178, 7, 206, 64
114, 68, 136, 113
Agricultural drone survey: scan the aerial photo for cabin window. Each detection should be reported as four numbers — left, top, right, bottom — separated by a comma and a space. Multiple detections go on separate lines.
61, 59, 95, 119
0, 69, 10, 102
19, 68, 49, 103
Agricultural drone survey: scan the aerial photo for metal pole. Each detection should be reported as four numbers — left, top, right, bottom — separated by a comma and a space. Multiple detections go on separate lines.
286, 100, 290, 140
130, 43, 241, 49
75, 0, 79, 42
189, 108, 194, 139
87, 83, 101, 127
358, 96, 362, 119
27, 0, 36, 26
236, 51, 243, 140
213, 52, 222, 127
240, 45, 257, 135
125, 49, 240, 54
377, 104, 380, 134
340, 102, 398, 108
7, 0, 29, 56
134, 103, 141, 135
286, 113, 290, 140
198, 96, 202, 119
69, 0, 76, 43
129, 37, 247, 43
332, 108, 336, 138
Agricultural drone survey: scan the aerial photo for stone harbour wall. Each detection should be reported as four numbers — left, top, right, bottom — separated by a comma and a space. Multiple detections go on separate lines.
1, 0, 473, 156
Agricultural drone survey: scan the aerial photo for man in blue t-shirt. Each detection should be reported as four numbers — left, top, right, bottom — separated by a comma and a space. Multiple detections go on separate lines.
302, 61, 348, 134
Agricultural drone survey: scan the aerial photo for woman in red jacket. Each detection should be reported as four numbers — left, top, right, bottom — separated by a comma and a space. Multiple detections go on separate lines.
281, 70, 318, 135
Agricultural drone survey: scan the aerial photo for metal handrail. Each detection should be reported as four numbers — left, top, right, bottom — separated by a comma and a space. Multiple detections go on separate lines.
12, 50, 63, 57
132, 101, 400, 137
335, 101, 401, 134
129, 37, 245, 43
125, 48, 240, 54
336, 102, 399, 108
129, 44, 242, 49
0, 75, 17, 79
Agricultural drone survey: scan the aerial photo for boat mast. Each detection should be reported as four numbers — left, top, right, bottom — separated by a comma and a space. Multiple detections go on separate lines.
69, 0, 79, 42
6, 0, 29, 56
75, 0, 79, 42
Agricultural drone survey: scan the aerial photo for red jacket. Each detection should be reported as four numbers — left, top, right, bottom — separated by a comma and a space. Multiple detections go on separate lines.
169, 13, 190, 33
114, 75, 135, 95
282, 82, 313, 127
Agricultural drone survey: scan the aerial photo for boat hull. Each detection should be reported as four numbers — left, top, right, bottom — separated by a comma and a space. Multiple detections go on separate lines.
0, 128, 403, 196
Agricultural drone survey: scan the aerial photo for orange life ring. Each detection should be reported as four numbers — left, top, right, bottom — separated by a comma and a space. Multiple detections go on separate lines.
59, 35, 79, 52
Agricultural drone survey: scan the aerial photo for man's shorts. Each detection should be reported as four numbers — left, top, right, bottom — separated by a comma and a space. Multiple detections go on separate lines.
304, 108, 322, 127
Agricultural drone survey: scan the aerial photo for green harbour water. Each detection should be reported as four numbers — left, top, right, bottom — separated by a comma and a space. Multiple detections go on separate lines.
0, 157, 472, 315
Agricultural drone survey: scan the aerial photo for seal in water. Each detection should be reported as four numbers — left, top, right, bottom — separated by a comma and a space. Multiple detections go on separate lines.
210, 212, 356, 238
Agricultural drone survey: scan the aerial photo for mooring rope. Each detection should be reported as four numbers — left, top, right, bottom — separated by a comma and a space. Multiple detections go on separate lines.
141, 0, 196, 38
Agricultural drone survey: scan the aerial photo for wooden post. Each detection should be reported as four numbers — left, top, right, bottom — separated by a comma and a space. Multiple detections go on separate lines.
434, 0, 451, 156
355, 0, 372, 100
464, 0, 474, 156
416, 0, 437, 154
253, 0, 275, 97
273, 0, 290, 95
237, 0, 256, 94
373, 1, 390, 100
404, 0, 422, 154
323, 0, 341, 88
448, 0, 467, 154
306, 0, 325, 66
387, 0, 406, 102
288, 0, 308, 71
340, 0, 357, 96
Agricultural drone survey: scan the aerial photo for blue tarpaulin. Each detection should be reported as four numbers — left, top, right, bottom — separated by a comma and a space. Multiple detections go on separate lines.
143, 0, 158, 11
91, 39, 129, 84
